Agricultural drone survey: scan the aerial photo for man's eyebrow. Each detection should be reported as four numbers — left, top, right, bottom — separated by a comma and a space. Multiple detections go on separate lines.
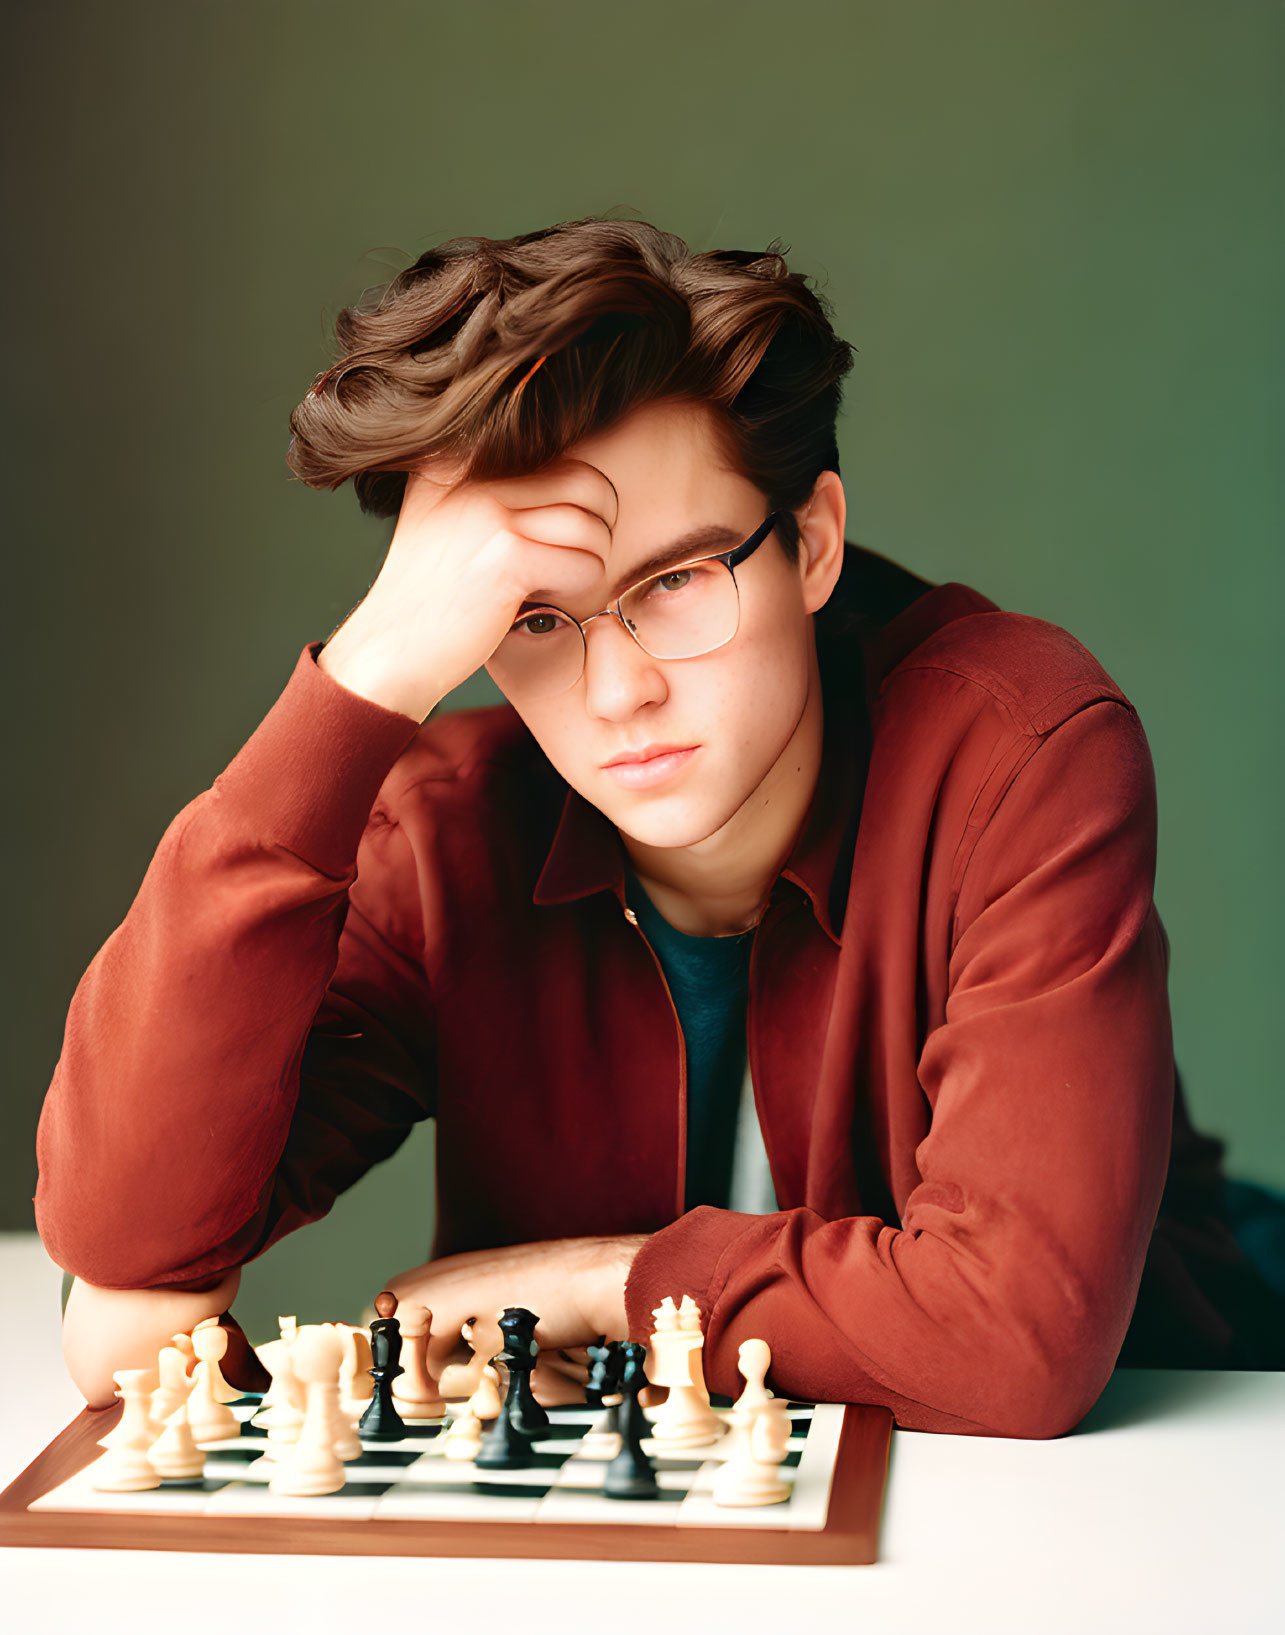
521, 524, 745, 611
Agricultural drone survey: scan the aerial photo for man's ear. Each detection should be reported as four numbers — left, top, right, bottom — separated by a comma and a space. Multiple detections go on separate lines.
796, 470, 847, 615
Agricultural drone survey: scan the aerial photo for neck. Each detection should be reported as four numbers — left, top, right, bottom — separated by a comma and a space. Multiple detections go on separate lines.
622, 650, 825, 937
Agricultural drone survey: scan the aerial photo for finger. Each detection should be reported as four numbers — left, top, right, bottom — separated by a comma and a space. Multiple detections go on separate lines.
530, 1363, 589, 1408
541, 1354, 590, 1386
518, 504, 615, 573
484, 458, 620, 534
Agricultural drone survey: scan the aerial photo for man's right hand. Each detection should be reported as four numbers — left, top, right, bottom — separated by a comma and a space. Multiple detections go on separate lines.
317, 455, 619, 721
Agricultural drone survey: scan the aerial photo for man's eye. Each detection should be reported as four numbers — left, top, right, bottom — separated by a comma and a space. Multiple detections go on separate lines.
512, 612, 564, 637
652, 570, 693, 594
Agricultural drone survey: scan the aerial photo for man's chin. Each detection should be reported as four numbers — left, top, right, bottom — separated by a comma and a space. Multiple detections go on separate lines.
599, 789, 749, 854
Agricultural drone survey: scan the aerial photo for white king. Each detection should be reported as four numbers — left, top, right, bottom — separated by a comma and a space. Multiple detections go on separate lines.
645, 1293, 725, 1448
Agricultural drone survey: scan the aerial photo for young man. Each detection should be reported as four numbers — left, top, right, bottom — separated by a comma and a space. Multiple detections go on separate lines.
37, 218, 1283, 1434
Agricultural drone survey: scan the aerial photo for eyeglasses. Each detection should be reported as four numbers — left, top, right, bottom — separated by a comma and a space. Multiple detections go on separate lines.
486, 510, 786, 701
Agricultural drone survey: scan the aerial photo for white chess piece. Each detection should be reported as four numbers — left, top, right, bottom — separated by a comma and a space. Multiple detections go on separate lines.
442, 1362, 503, 1461
335, 1323, 375, 1425
645, 1294, 725, 1448
438, 1314, 503, 1402
269, 1325, 349, 1496
252, 1317, 307, 1444
147, 1382, 206, 1480
186, 1319, 241, 1442
149, 1343, 194, 1424
711, 1395, 792, 1507
191, 1315, 243, 1401
716, 1335, 779, 1485
92, 1369, 161, 1492
392, 1303, 447, 1420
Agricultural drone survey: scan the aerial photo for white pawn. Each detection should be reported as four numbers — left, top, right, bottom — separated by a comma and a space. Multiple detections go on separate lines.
320, 1324, 362, 1461
712, 1396, 792, 1508
192, 1315, 243, 1401
150, 1343, 194, 1424
438, 1314, 503, 1402
392, 1303, 446, 1420
269, 1325, 348, 1497
186, 1319, 240, 1443
253, 1318, 307, 1445
335, 1323, 375, 1425
718, 1336, 777, 1480
92, 1369, 161, 1492
646, 1294, 724, 1448
147, 1391, 205, 1480
442, 1363, 503, 1462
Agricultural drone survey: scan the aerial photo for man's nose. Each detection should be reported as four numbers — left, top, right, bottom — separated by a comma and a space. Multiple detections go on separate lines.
581, 611, 667, 718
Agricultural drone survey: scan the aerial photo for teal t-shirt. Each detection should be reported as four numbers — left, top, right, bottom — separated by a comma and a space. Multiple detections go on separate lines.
623, 868, 755, 1211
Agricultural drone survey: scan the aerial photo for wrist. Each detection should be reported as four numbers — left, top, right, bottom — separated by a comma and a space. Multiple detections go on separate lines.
317, 629, 443, 722
587, 1234, 649, 1341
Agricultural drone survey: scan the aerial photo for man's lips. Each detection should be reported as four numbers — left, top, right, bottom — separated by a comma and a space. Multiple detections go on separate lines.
601, 745, 700, 789
601, 743, 695, 768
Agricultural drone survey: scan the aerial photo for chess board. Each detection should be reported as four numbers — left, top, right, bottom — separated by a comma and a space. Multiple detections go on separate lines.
0, 1394, 893, 1565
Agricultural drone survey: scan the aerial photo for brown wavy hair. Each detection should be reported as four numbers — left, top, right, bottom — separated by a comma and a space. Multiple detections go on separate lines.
285, 215, 856, 564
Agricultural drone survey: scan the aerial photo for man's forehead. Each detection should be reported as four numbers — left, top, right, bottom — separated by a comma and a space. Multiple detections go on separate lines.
520, 516, 749, 611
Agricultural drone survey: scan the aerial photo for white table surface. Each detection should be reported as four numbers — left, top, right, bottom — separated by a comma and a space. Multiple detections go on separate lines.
2, 1231, 1281, 1635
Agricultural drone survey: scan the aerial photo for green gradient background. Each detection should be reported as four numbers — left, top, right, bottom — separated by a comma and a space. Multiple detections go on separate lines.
3, 1, 1280, 1338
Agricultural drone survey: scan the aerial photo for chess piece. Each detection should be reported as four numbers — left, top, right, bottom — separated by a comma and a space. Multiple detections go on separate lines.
730, 1338, 774, 1419
391, 1303, 446, 1420
92, 1368, 161, 1492
186, 1319, 240, 1442
493, 1307, 549, 1436
253, 1318, 307, 1444
581, 1341, 626, 1458
474, 1314, 548, 1472
438, 1313, 504, 1402
442, 1362, 503, 1462
711, 1396, 792, 1508
150, 1343, 195, 1424
645, 1294, 725, 1448
336, 1323, 376, 1424
602, 1342, 659, 1500
269, 1325, 349, 1497
359, 1290, 407, 1440
147, 1383, 206, 1480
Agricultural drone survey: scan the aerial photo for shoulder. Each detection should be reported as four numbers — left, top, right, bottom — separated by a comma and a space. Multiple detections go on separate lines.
883, 607, 1134, 737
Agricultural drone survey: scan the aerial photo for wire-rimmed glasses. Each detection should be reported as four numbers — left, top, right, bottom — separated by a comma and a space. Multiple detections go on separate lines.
486, 510, 786, 701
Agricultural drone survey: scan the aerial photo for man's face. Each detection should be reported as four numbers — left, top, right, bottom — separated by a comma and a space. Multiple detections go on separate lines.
491, 397, 822, 854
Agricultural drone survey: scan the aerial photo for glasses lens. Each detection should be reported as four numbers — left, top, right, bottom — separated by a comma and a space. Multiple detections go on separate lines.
621, 559, 739, 659
486, 608, 584, 700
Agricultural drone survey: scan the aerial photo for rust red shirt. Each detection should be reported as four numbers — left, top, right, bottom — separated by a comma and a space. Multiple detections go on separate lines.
35, 544, 1278, 1437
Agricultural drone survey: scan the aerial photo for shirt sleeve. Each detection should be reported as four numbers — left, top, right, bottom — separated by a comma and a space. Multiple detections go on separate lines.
623, 697, 1175, 1438
35, 643, 437, 1291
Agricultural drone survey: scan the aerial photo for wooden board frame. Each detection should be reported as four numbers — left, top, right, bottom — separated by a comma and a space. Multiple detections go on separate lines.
0, 1399, 893, 1566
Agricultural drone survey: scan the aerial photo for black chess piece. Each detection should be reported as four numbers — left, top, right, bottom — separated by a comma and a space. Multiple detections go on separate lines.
359, 1289, 408, 1441
494, 1306, 549, 1436
586, 1339, 625, 1411
473, 1354, 540, 1469
586, 1339, 627, 1441
602, 1340, 659, 1500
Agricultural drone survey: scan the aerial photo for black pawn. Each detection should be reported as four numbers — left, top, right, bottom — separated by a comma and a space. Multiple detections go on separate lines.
587, 1340, 627, 1442
603, 1341, 658, 1500
494, 1305, 549, 1436
473, 1356, 539, 1469
359, 1289, 407, 1441
586, 1339, 625, 1411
